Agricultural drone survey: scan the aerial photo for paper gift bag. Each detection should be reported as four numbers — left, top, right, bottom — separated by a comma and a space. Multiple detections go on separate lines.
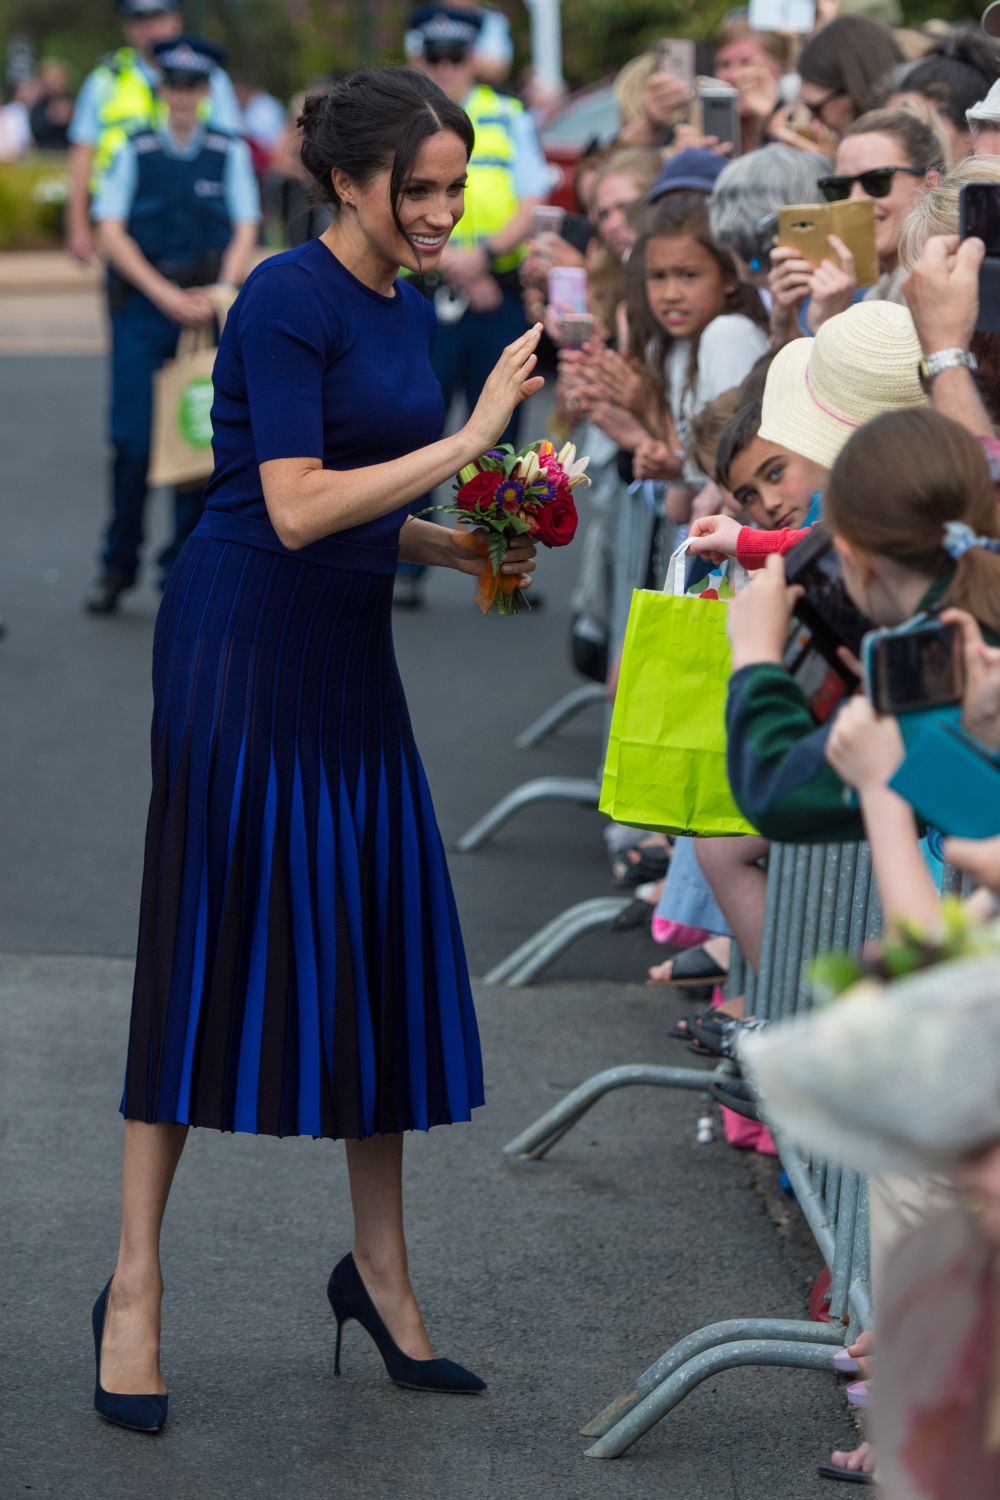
599, 541, 756, 837
147, 285, 234, 488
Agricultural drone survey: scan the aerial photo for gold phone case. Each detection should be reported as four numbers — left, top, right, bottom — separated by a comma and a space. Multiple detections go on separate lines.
777, 199, 879, 288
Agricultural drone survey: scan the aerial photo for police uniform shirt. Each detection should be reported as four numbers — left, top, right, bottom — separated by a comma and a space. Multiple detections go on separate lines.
68, 54, 243, 145
464, 90, 549, 198
92, 122, 260, 227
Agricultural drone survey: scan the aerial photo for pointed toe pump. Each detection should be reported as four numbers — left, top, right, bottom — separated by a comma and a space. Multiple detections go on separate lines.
92, 1279, 169, 1432
327, 1254, 486, 1394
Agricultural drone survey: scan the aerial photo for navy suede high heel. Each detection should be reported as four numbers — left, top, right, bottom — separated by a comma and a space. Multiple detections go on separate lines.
327, 1254, 486, 1393
92, 1278, 169, 1432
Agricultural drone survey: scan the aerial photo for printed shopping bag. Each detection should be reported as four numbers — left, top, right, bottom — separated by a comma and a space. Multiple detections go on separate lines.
599, 541, 757, 836
147, 286, 235, 488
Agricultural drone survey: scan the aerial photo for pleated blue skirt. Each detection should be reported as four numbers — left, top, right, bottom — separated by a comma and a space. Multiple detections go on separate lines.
121, 513, 485, 1140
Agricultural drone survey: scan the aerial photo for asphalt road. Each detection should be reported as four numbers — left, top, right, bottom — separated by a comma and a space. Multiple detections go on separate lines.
0, 351, 857, 1499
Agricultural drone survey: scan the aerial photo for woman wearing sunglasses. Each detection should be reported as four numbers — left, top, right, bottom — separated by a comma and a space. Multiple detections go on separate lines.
769, 108, 943, 338
768, 15, 902, 159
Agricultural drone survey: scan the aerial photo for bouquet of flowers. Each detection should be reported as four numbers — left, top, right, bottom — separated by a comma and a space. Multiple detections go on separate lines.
430, 439, 589, 615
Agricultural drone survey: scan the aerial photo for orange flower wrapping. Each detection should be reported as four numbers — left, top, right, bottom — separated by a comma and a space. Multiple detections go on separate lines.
453, 528, 521, 615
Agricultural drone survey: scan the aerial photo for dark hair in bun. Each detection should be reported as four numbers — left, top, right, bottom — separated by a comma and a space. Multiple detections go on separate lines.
299, 68, 475, 252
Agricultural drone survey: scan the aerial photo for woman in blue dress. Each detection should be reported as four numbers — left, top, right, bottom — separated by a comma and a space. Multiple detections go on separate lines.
92, 67, 544, 1431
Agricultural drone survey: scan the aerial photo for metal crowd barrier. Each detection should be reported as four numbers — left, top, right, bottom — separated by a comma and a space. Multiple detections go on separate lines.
504, 840, 884, 1460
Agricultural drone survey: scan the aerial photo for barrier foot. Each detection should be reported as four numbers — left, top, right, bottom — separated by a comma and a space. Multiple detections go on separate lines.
502, 1063, 713, 1162
514, 683, 606, 749
580, 1317, 841, 1438
455, 776, 601, 853
482, 897, 632, 987
584, 1337, 840, 1459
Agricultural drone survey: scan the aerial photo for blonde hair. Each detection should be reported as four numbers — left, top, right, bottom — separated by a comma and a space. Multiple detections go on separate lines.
614, 53, 660, 127
898, 152, 1000, 268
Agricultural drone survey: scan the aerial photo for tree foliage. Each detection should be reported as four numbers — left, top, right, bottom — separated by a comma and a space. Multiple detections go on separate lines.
2, 0, 988, 101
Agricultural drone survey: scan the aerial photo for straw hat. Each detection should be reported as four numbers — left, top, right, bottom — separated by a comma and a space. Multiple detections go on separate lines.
758, 302, 926, 472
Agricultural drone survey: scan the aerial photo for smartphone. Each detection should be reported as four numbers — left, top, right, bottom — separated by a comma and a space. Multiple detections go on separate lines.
777, 200, 879, 287
783, 527, 871, 720
654, 38, 695, 87
556, 312, 595, 349
889, 721, 1000, 838
547, 265, 588, 315
531, 204, 566, 240
697, 82, 741, 156
863, 621, 965, 716
958, 182, 1000, 332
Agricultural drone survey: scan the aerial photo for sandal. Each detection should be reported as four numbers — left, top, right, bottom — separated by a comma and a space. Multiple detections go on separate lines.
816, 1465, 876, 1486
669, 946, 729, 988
610, 841, 670, 889
609, 897, 655, 933
667, 1013, 707, 1040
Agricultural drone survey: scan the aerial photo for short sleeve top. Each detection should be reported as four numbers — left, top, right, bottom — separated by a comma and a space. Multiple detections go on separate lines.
204, 239, 446, 549
665, 313, 770, 485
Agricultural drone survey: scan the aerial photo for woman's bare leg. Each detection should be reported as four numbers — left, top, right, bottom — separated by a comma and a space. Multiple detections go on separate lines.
345, 1133, 433, 1360
99, 1120, 188, 1395
695, 836, 771, 972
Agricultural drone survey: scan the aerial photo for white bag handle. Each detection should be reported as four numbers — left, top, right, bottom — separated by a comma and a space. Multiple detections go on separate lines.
662, 536, 751, 598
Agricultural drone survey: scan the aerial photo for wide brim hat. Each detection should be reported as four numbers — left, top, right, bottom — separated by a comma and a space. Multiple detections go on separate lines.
758, 301, 925, 472
967, 76, 1000, 125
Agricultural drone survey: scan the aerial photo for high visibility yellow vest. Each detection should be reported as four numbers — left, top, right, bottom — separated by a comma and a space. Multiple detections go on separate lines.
452, 85, 524, 272
91, 49, 160, 188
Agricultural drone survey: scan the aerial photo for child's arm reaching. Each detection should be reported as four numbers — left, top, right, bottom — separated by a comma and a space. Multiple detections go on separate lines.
824, 698, 943, 934
687, 513, 810, 567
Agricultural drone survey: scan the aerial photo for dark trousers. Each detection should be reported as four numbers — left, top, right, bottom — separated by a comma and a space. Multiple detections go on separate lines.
102, 296, 205, 586
399, 290, 528, 581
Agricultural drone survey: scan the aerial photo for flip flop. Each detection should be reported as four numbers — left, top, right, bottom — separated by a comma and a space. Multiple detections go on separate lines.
816, 1464, 876, 1485
669, 946, 729, 988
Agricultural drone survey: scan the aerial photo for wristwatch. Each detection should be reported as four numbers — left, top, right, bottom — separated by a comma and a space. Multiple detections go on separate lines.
918, 347, 978, 392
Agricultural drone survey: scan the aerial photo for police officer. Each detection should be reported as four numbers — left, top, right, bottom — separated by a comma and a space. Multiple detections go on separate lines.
84, 35, 260, 614
408, 5, 547, 433
398, 5, 548, 605
65, 0, 241, 267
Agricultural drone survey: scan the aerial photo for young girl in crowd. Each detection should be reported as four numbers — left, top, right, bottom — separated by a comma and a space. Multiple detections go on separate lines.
768, 107, 944, 337
625, 194, 770, 513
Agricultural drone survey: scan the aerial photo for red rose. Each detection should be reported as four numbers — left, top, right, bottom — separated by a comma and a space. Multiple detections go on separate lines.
535, 491, 578, 547
456, 469, 503, 512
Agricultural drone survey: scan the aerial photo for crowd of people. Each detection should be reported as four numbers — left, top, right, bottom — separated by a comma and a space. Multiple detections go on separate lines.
40, 0, 1000, 1492
514, 5, 1000, 1493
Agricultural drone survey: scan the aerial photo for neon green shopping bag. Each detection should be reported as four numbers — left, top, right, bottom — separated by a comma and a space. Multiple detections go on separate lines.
599, 544, 757, 837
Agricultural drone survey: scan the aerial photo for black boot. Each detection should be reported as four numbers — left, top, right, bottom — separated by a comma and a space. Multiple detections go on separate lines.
84, 575, 132, 615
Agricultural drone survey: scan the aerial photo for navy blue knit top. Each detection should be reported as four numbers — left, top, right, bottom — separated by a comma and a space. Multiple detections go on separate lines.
205, 238, 444, 549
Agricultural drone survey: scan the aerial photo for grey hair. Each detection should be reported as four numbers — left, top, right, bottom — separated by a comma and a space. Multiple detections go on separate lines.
708, 145, 833, 265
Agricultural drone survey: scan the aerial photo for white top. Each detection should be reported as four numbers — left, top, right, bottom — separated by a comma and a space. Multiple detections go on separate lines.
666, 313, 770, 483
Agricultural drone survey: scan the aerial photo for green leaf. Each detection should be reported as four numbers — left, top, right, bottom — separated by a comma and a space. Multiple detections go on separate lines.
806, 951, 866, 1006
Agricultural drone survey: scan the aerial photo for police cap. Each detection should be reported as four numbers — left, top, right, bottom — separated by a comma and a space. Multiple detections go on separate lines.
116, 0, 181, 17
152, 33, 226, 83
406, 5, 483, 60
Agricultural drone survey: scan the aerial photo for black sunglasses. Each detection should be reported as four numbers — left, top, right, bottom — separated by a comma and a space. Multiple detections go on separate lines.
423, 41, 470, 64
817, 166, 925, 202
802, 88, 843, 119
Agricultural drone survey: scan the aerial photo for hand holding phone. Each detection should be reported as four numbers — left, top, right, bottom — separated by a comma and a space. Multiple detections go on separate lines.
959, 182, 1000, 332
863, 621, 965, 716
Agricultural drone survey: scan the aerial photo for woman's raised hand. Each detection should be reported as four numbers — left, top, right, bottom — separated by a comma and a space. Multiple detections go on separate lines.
806, 235, 858, 334
466, 324, 545, 451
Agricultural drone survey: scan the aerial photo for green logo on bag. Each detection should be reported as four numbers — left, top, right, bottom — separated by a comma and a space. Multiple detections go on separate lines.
177, 376, 214, 447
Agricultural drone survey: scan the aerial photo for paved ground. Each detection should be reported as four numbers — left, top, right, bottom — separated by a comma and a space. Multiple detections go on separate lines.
0, 327, 858, 1497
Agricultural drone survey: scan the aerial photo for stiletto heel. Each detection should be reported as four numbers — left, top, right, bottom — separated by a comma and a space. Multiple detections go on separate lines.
326, 1254, 485, 1394
92, 1278, 169, 1432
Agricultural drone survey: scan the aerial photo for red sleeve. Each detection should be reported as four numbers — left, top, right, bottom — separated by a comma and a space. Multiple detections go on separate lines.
735, 526, 811, 569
